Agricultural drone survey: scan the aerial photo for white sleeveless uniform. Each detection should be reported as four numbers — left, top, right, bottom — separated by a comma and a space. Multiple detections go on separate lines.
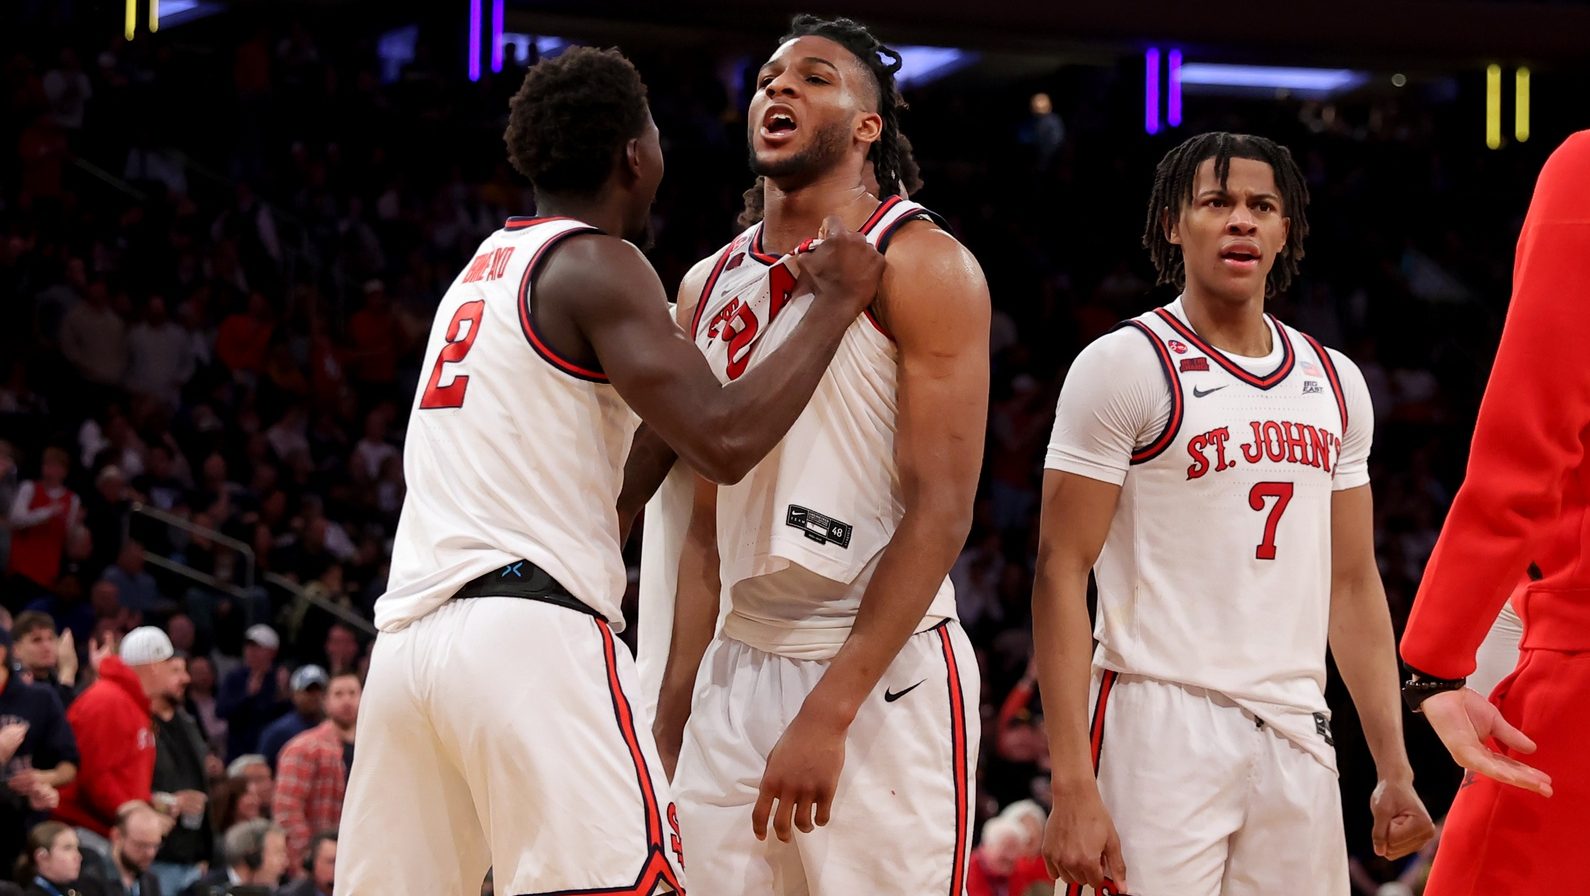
1045, 297, 1371, 896
672, 198, 980, 896
340, 216, 683, 896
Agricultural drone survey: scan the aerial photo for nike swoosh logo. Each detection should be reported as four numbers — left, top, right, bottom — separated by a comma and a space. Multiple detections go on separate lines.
1192, 385, 1228, 398
884, 680, 926, 703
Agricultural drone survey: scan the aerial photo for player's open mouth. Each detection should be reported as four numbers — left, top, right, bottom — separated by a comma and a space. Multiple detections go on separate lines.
759, 106, 799, 144
1220, 244, 1261, 271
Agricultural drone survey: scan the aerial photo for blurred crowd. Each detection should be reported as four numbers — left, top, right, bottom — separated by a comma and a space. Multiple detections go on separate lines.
1, 9, 1556, 895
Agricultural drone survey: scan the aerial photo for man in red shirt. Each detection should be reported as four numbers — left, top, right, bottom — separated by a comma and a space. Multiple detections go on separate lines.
56, 627, 186, 840
1399, 130, 1590, 893
272, 672, 359, 874
6, 447, 80, 588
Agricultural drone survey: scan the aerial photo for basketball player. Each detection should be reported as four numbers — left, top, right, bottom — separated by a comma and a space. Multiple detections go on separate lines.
1401, 130, 1589, 894
1032, 133, 1434, 895
336, 47, 887, 896
651, 15, 990, 894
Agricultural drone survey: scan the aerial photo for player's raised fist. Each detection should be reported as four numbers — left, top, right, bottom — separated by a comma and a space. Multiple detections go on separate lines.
798, 215, 884, 316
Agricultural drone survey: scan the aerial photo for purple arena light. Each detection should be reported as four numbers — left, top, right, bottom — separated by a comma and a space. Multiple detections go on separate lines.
1145, 48, 1161, 135
1168, 50, 1183, 127
491, 0, 505, 73
468, 0, 482, 82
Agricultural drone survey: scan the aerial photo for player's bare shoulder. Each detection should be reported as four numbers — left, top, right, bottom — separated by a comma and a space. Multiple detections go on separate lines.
874, 218, 988, 333
536, 230, 664, 304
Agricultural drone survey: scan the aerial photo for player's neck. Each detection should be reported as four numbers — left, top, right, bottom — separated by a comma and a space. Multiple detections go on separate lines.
1179, 286, 1272, 357
761, 169, 875, 256
532, 192, 625, 239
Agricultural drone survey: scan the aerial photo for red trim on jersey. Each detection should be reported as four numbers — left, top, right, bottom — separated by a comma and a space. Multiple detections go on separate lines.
1151, 307, 1296, 390
516, 225, 609, 383
860, 194, 905, 235
691, 240, 741, 338
1121, 321, 1184, 465
1064, 669, 1121, 896
1300, 332, 1349, 434
749, 225, 782, 265
937, 623, 972, 896
505, 215, 575, 230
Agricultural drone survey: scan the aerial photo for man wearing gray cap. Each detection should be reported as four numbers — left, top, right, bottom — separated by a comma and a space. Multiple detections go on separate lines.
56, 628, 186, 842
255, 667, 326, 770
216, 627, 288, 763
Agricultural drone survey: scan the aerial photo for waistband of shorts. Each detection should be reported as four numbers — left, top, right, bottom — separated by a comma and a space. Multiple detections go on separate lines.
452, 560, 599, 619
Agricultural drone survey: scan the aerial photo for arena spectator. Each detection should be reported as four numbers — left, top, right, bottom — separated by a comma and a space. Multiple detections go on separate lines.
11, 612, 81, 709
6, 448, 80, 590
55, 628, 183, 842
18, 821, 104, 896
966, 815, 1027, 896
180, 658, 225, 754
103, 803, 164, 896
254, 668, 324, 770
150, 658, 212, 895
275, 831, 334, 896
215, 629, 286, 763
269, 674, 356, 874
0, 628, 79, 871
222, 759, 271, 822
182, 820, 285, 896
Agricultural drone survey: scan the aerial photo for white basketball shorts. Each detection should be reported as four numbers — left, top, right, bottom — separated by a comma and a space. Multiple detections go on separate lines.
673, 620, 979, 896
337, 597, 685, 896
1064, 671, 1347, 896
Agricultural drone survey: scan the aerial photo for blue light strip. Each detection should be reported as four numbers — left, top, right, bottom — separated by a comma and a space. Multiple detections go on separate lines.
1145, 48, 1161, 135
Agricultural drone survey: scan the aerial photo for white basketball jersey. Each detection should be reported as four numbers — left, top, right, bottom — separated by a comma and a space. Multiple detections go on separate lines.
1095, 307, 1354, 770
377, 216, 640, 632
686, 197, 958, 656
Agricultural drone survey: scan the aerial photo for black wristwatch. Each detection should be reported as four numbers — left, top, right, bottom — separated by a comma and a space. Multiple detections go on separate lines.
1401, 666, 1467, 713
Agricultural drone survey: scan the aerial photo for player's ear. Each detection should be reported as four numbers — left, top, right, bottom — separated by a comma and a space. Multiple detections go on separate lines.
1163, 207, 1181, 246
854, 111, 882, 147
623, 138, 642, 182
1280, 216, 1290, 253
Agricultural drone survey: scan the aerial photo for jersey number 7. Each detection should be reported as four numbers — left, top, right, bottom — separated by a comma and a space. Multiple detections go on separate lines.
420, 301, 486, 409
1248, 481, 1294, 560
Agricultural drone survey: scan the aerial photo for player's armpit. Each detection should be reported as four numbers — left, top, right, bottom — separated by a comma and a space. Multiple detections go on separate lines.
653, 475, 720, 780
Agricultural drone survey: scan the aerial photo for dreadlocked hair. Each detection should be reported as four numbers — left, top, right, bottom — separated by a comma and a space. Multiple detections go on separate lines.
504, 46, 650, 198
737, 15, 923, 227
1142, 132, 1311, 298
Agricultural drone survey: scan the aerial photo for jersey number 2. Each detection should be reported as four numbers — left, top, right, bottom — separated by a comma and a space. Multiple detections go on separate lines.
419, 300, 485, 409
1248, 481, 1294, 560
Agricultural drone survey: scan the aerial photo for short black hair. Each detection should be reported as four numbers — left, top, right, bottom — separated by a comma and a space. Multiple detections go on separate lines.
738, 15, 923, 227
1142, 132, 1311, 297
504, 46, 651, 198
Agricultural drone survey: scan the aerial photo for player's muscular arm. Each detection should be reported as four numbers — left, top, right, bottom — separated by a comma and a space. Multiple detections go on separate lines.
547, 221, 882, 485
616, 260, 713, 545
752, 225, 989, 843
652, 475, 720, 779
1329, 485, 1436, 860
1031, 470, 1129, 892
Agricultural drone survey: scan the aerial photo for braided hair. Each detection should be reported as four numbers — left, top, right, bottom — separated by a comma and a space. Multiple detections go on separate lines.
1142, 132, 1310, 297
738, 15, 923, 227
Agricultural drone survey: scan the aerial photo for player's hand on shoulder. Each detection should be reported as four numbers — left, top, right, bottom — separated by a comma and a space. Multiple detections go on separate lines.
752, 706, 848, 843
797, 215, 884, 316
1369, 777, 1436, 861
1043, 781, 1128, 893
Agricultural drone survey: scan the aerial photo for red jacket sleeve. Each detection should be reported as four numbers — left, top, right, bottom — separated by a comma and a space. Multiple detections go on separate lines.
68, 691, 153, 824
1402, 130, 1590, 678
